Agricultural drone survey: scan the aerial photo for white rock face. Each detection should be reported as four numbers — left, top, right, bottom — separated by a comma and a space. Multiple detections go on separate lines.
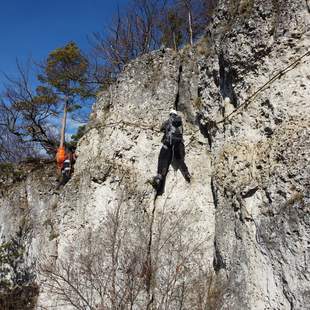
39, 49, 215, 309
0, 0, 309, 309
200, 1, 310, 309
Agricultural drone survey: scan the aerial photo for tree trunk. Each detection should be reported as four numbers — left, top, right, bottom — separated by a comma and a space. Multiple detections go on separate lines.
188, 10, 193, 46
173, 32, 177, 51
60, 98, 68, 148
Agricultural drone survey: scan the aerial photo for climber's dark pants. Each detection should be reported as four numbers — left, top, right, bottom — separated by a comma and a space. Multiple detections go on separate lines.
157, 144, 172, 178
56, 170, 71, 189
156, 142, 189, 194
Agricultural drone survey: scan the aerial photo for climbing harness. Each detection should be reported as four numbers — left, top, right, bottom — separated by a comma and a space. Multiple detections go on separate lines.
62, 158, 71, 176
166, 115, 183, 146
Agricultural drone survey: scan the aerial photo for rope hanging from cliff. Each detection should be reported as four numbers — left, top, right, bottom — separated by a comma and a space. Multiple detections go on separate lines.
184, 50, 310, 148
216, 50, 310, 124
88, 120, 160, 135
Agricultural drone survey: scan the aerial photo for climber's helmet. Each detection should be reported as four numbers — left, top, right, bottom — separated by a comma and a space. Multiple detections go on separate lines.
169, 109, 178, 116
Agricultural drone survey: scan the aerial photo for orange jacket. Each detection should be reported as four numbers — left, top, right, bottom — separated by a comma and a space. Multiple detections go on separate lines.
56, 147, 66, 170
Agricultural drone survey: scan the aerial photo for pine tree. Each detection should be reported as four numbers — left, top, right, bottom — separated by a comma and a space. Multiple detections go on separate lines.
38, 42, 93, 149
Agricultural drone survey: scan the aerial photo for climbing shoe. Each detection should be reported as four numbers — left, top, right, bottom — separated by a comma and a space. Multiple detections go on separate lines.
154, 175, 162, 187
184, 173, 191, 183
149, 174, 162, 190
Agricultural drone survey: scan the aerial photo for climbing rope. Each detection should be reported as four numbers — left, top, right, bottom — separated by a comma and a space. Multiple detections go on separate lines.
184, 50, 310, 147
145, 175, 178, 308
86, 51, 309, 155
217, 50, 310, 124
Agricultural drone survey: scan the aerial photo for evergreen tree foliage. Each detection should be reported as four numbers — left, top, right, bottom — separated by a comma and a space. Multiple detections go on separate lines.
38, 41, 94, 100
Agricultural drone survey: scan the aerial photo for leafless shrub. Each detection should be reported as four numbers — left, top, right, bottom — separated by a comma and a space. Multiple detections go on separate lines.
0, 226, 38, 310
0, 60, 58, 159
89, 0, 218, 82
39, 184, 214, 309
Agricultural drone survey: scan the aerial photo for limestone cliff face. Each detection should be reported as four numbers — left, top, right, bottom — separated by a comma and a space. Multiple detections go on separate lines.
200, 1, 310, 308
0, 1, 309, 309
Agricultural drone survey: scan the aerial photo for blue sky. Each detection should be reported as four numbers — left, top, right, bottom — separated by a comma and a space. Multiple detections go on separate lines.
0, 0, 129, 136
0, 0, 128, 81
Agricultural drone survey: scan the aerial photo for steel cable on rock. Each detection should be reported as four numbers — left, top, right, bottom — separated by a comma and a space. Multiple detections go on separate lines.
87, 50, 309, 142
184, 50, 310, 147
217, 50, 310, 124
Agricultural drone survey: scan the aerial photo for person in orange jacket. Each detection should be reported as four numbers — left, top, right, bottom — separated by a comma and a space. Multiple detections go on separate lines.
56, 145, 77, 189
56, 146, 66, 176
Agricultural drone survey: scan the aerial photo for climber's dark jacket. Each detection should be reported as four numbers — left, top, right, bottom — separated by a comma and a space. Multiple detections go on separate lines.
159, 115, 183, 146
160, 120, 169, 144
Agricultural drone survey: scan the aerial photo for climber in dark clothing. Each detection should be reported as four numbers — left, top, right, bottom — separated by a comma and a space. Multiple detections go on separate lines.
152, 110, 191, 195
